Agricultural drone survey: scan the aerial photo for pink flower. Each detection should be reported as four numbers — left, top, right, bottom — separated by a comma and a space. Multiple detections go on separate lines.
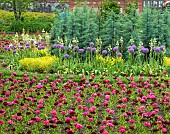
107, 123, 114, 127
162, 128, 167, 133
78, 105, 83, 109
74, 123, 83, 129
88, 118, 93, 122
128, 119, 134, 123
65, 117, 71, 123
8, 120, 14, 125
106, 108, 110, 112
109, 110, 114, 115
71, 117, 77, 121
102, 130, 109, 134
100, 126, 106, 130
103, 100, 108, 106
119, 126, 126, 133
158, 126, 164, 129
122, 104, 127, 108
35, 116, 41, 122
122, 113, 127, 117
102, 120, 107, 124
119, 128, 126, 133
69, 75, 74, 78
38, 99, 44, 104
51, 117, 58, 123
43, 120, 49, 125
51, 109, 57, 116
105, 95, 110, 100
28, 120, 35, 125
58, 103, 63, 107
61, 111, 66, 115
122, 98, 128, 102
89, 98, 94, 103
6, 91, 10, 96
0, 120, 4, 125
83, 112, 88, 117
37, 104, 44, 109
111, 90, 116, 94
144, 122, 151, 127
163, 102, 169, 105
68, 109, 74, 114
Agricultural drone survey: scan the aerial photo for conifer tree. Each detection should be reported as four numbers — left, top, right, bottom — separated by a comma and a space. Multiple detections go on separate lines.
141, 7, 155, 48
101, 11, 119, 50
163, 9, 170, 56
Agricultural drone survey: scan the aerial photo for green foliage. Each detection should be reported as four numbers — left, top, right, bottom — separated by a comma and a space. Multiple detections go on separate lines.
0, 10, 55, 33
124, 0, 138, 15
99, 0, 120, 22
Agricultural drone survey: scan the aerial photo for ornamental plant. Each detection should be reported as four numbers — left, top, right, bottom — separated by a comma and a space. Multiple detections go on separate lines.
0, 71, 169, 133
19, 56, 58, 72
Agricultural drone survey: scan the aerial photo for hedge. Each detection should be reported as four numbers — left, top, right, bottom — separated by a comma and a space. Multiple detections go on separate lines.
0, 10, 55, 33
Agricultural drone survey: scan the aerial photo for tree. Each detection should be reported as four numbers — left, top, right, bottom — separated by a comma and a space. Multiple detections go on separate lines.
0, 0, 34, 20
101, 11, 120, 50
0, 0, 49, 20
98, 0, 121, 22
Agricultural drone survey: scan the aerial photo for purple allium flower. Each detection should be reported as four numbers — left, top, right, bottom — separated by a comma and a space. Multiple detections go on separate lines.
131, 45, 136, 50
68, 45, 72, 50
91, 48, 96, 52
102, 50, 107, 55
74, 46, 79, 51
128, 47, 134, 53
64, 54, 69, 58
9, 44, 14, 48
38, 46, 43, 50
26, 44, 30, 46
160, 45, 164, 51
117, 52, 122, 57
4, 46, 10, 51
19, 46, 24, 49
53, 44, 60, 49
89, 42, 94, 47
26, 45, 30, 49
153, 47, 160, 52
41, 38, 45, 42
86, 47, 91, 51
140, 47, 149, 53
13, 49, 16, 54
30, 39, 34, 44
78, 49, 84, 54
113, 46, 119, 52
60, 45, 65, 49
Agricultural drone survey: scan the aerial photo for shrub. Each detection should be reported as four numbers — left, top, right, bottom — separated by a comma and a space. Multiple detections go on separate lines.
164, 57, 170, 66
96, 55, 123, 66
0, 10, 55, 33
19, 56, 58, 72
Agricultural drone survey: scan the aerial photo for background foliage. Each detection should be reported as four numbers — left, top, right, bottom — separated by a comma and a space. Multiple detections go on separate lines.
0, 10, 55, 33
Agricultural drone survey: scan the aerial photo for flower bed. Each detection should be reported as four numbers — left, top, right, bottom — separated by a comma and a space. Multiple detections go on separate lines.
0, 71, 170, 133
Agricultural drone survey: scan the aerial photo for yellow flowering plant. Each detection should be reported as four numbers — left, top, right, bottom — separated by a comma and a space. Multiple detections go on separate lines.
19, 56, 58, 72
164, 57, 170, 67
96, 55, 123, 66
